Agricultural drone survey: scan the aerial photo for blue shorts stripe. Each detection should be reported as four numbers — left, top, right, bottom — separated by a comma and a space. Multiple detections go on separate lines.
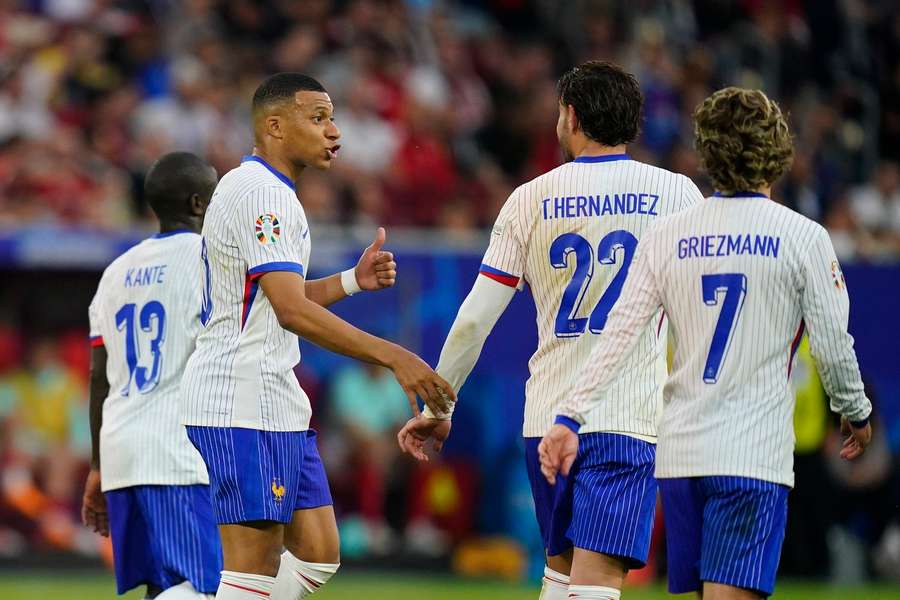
106, 485, 222, 595
186, 426, 332, 524
660, 476, 789, 596
525, 433, 657, 567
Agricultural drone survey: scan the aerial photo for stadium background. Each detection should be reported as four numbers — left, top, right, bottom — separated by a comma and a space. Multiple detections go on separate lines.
0, 0, 898, 597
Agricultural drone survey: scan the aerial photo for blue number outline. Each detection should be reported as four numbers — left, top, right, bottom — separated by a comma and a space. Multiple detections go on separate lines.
200, 237, 213, 326
549, 230, 639, 338
134, 301, 166, 393
115, 301, 167, 395
549, 233, 593, 337
589, 230, 639, 333
115, 303, 137, 396
701, 273, 747, 383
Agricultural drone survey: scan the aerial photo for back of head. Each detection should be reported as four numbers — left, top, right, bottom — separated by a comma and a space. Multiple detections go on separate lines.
144, 152, 217, 224
557, 61, 643, 146
252, 72, 327, 118
694, 87, 794, 194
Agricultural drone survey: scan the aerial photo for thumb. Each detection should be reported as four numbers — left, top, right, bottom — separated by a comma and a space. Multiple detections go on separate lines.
561, 452, 575, 477
369, 227, 386, 252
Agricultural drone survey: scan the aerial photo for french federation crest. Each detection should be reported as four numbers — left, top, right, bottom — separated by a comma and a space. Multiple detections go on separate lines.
271, 478, 286, 502
256, 213, 281, 244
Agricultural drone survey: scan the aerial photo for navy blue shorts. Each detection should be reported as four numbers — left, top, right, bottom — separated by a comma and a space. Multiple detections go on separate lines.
105, 484, 222, 595
186, 427, 332, 524
524, 432, 657, 568
659, 476, 789, 596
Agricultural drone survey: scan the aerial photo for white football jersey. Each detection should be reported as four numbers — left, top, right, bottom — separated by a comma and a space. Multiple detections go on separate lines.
88, 231, 209, 491
481, 155, 703, 438
181, 157, 312, 432
561, 194, 872, 487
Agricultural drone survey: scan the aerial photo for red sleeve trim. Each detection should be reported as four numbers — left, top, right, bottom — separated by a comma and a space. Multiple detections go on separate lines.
479, 264, 520, 288
89, 336, 104, 348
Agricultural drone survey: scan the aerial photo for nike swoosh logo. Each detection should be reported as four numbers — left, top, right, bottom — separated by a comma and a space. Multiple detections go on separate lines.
301, 228, 309, 239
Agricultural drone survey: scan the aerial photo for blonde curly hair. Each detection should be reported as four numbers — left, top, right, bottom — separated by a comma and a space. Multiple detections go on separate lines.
694, 87, 794, 194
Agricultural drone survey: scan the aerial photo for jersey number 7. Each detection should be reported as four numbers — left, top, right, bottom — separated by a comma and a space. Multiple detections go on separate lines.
701, 273, 747, 384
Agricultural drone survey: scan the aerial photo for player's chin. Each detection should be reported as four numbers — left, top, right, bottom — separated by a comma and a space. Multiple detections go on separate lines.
314, 156, 336, 170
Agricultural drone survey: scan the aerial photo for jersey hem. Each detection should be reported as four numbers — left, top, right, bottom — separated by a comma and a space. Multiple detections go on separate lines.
655, 468, 794, 488
100, 476, 210, 493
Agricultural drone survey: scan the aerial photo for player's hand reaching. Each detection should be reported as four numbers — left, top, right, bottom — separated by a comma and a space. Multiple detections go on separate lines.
839, 416, 872, 460
81, 468, 109, 537
387, 348, 455, 417
397, 416, 452, 461
355, 227, 397, 290
538, 424, 579, 485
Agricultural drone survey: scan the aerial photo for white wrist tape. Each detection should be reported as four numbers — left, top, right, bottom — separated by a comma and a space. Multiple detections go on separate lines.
341, 268, 362, 296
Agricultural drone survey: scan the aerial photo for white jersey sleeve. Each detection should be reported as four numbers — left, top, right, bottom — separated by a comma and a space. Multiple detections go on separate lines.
234, 186, 310, 279
559, 231, 663, 424
479, 186, 529, 288
800, 227, 870, 422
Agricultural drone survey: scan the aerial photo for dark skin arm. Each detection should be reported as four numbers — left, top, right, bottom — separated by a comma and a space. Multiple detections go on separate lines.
304, 227, 397, 307
260, 271, 453, 416
82, 345, 109, 536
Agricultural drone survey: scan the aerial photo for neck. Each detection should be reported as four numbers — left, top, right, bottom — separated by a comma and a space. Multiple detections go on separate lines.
253, 147, 304, 184
717, 185, 772, 197
159, 218, 201, 235
573, 138, 627, 160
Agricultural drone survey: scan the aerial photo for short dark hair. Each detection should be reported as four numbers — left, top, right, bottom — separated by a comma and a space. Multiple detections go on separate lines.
694, 87, 794, 194
252, 72, 327, 114
557, 61, 643, 147
144, 152, 217, 222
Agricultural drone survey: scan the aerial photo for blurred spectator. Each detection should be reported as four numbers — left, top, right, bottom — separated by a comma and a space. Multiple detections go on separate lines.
326, 363, 411, 554
848, 161, 900, 259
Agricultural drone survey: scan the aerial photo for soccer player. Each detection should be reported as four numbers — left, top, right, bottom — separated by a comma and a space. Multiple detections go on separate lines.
82, 152, 222, 599
180, 73, 455, 600
539, 87, 873, 599
396, 61, 703, 600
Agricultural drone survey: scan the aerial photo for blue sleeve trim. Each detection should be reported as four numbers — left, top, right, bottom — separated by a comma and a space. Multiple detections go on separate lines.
554, 415, 581, 434
248, 261, 304, 278
850, 416, 870, 429
478, 263, 516, 279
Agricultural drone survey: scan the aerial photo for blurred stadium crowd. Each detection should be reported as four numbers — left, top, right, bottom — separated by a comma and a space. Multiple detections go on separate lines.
1, 0, 899, 256
0, 0, 899, 587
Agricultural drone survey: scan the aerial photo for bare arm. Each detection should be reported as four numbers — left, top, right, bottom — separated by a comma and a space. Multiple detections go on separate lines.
304, 227, 398, 307
260, 271, 452, 415
83, 344, 109, 536
89, 345, 109, 470
304, 273, 348, 307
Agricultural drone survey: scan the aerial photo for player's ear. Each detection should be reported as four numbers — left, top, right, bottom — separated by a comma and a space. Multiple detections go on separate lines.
189, 193, 205, 216
566, 104, 579, 134
265, 115, 284, 140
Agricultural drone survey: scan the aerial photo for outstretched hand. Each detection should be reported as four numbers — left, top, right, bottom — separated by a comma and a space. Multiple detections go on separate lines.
355, 227, 397, 291
397, 416, 452, 461
538, 424, 579, 485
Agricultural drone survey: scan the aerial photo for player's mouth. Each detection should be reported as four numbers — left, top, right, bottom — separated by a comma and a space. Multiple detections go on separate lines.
326, 145, 341, 160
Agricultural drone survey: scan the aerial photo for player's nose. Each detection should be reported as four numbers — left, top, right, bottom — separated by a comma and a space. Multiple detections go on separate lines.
326, 121, 340, 140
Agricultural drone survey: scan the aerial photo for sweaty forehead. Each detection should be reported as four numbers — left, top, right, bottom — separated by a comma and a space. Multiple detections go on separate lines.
294, 91, 333, 112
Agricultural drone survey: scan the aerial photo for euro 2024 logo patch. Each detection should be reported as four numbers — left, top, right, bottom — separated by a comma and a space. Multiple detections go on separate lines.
256, 213, 281, 245
831, 260, 845, 290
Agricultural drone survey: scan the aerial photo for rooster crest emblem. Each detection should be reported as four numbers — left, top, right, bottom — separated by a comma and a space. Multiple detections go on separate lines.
271, 478, 286, 502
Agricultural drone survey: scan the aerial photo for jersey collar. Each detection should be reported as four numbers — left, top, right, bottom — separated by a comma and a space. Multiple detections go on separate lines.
572, 153, 630, 164
242, 155, 296, 190
713, 191, 769, 199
